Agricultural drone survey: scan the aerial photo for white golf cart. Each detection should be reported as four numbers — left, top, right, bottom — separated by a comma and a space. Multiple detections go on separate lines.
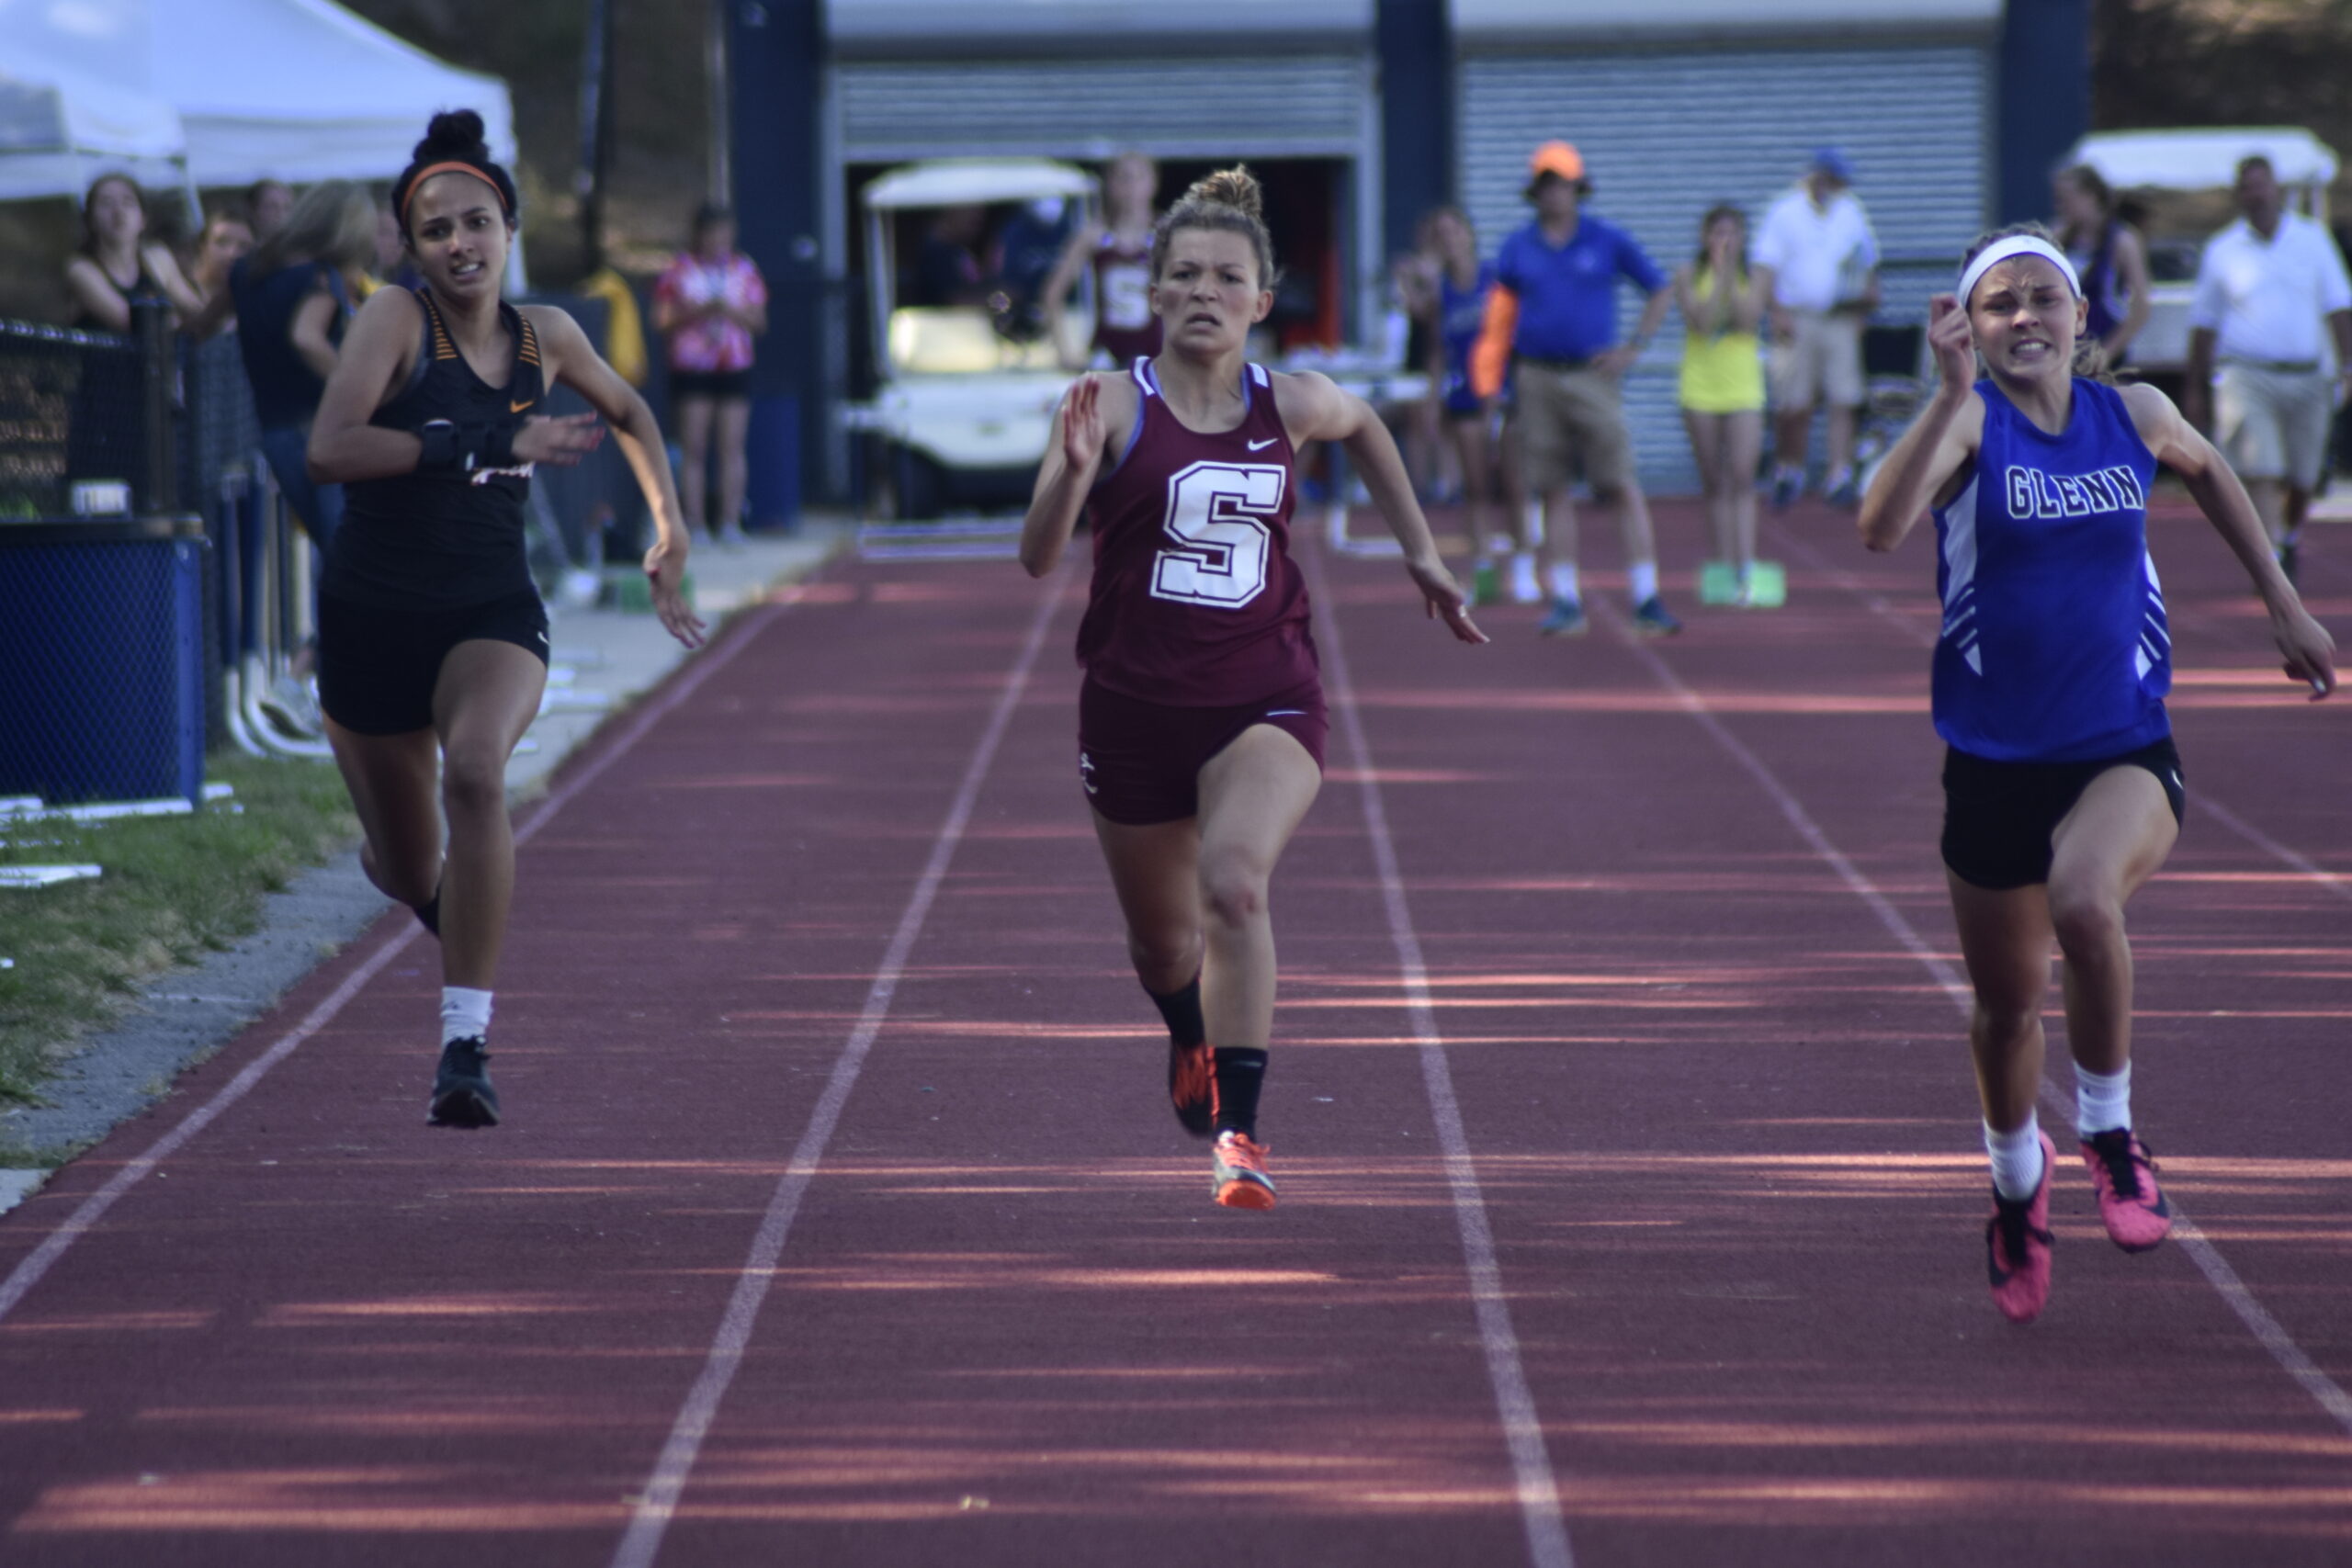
2060, 127, 2339, 376
843, 158, 1096, 526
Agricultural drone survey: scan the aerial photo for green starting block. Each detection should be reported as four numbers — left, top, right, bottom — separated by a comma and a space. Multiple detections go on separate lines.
1698, 558, 1786, 608
605, 566, 695, 614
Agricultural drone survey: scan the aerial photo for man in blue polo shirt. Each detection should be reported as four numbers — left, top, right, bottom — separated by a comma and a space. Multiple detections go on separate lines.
1471, 141, 1679, 636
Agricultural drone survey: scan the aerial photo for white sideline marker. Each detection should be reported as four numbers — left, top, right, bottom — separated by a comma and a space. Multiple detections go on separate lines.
0, 866, 103, 889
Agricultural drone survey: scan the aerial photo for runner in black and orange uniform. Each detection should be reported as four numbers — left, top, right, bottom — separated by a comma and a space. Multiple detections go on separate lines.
308, 110, 704, 1128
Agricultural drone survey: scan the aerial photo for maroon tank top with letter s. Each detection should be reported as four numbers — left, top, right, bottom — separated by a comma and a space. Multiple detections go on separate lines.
1091, 233, 1162, 366
1075, 357, 1317, 705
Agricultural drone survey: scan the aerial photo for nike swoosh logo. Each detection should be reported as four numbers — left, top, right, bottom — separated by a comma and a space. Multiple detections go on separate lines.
511, 399, 534, 412
1247, 437, 1277, 451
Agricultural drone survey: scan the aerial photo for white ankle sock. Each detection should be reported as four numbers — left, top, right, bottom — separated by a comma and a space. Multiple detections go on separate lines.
2074, 1061, 2132, 1137
1984, 1116, 2044, 1201
1510, 554, 1541, 602
1548, 562, 1580, 603
441, 986, 492, 1044
1627, 560, 1659, 604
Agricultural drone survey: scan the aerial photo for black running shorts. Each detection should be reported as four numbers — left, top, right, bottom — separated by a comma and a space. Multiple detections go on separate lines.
317, 589, 550, 736
1940, 737, 2185, 891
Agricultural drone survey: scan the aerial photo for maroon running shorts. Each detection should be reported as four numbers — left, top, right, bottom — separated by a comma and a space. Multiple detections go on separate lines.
1078, 674, 1329, 826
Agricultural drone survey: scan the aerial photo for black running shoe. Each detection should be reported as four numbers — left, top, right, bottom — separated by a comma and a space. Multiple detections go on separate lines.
428, 1036, 500, 1128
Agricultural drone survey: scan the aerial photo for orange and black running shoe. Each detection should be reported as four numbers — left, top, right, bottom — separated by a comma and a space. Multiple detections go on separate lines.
1169, 1039, 1216, 1137
1211, 1131, 1276, 1210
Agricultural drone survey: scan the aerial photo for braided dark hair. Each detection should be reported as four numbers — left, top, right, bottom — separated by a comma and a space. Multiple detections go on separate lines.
390, 110, 517, 240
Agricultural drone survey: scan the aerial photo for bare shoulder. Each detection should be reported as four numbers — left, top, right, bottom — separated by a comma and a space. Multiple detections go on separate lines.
349, 282, 422, 335
2119, 378, 2181, 440
1080, 367, 1140, 421
1269, 367, 1343, 419
518, 301, 585, 344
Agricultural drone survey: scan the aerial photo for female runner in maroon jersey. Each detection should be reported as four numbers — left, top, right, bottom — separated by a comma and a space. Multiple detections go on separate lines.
1044, 151, 1162, 369
1021, 167, 1486, 1209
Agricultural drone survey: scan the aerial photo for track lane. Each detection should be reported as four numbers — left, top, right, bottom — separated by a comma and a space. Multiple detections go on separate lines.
1330, 502, 2352, 1563
0, 568, 1084, 1565
631, 562, 1552, 1566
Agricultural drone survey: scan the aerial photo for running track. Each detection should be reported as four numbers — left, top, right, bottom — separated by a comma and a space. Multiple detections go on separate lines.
3, 500, 2347, 1566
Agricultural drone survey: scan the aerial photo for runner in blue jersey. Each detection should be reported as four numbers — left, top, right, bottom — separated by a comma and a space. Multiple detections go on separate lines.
1427, 206, 1535, 606
1859, 224, 2335, 1325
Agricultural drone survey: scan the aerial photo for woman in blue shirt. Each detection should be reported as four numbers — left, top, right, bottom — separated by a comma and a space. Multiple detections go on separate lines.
1859, 224, 2334, 1325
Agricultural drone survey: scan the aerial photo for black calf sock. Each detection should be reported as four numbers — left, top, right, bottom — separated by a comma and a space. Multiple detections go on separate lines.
1146, 974, 1205, 1047
412, 889, 441, 937
1211, 1047, 1267, 1139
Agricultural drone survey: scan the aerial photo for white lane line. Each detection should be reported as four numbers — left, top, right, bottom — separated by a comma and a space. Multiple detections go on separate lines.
1610, 601, 2352, 1440
606, 579, 1063, 1568
1313, 560, 1575, 1568
1765, 518, 2352, 901
2192, 795, 2352, 906
0, 601, 790, 1328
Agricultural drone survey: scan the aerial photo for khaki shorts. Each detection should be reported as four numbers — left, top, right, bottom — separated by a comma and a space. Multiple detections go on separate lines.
1769, 309, 1865, 410
2216, 362, 2334, 490
1514, 361, 1634, 494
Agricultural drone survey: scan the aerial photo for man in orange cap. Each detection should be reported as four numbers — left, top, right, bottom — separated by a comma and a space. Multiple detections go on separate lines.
1470, 141, 1679, 637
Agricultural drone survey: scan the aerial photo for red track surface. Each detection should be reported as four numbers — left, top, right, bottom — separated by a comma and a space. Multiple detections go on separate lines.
3, 501, 2348, 1566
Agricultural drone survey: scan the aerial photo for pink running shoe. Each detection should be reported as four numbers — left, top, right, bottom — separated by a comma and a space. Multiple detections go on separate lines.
2081, 1129, 2172, 1253
1211, 1131, 1277, 1210
1985, 1130, 2056, 1325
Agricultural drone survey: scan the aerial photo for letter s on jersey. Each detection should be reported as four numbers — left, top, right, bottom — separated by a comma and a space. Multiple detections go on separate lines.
1151, 461, 1283, 609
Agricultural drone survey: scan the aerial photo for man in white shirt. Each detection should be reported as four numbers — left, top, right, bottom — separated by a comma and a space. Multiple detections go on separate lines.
1752, 148, 1879, 507
2187, 154, 2352, 581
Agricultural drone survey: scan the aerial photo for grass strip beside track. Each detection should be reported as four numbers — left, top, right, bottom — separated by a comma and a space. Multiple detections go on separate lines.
0, 751, 356, 1117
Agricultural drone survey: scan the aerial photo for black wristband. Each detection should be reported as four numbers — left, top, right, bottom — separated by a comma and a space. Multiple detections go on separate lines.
415, 420, 459, 469
478, 419, 517, 469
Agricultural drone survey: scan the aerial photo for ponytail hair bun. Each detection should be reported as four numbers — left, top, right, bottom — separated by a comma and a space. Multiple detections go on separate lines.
413, 109, 491, 164
391, 107, 518, 236
1184, 166, 1263, 220
1153, 163, 1279, 288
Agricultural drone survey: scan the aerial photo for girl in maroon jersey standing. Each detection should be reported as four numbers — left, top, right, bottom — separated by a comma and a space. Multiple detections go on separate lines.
1021, 167, 1486, 1208
1044, 151, 1163, 369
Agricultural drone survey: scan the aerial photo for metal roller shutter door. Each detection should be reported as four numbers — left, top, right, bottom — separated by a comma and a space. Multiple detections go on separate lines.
837, 56, 1372, 161
1459, 44, 1991, 491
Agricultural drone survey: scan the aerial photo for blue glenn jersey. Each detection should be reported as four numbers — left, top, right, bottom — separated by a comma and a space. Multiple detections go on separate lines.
1930, 378, 2169, 761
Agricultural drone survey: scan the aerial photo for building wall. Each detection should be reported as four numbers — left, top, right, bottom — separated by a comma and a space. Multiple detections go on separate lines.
1457, 41, 1993, 492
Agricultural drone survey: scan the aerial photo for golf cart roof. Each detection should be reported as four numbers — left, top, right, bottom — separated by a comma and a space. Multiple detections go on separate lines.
863, 158, 1097, 210
2064, 129, 2339, 191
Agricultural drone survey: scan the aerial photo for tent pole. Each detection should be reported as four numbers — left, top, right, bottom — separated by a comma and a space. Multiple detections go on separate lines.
706, 0, 731, 203
576, 0, 615, 274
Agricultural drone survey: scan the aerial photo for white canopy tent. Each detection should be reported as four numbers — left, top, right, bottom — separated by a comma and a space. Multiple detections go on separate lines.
0, 0, 522, 276
151, 0, 517, 190
1, 0, 516, 187
0, 46, 186, 201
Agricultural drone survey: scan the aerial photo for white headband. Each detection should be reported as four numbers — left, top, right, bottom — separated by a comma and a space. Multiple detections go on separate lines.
1957, 236, 2081, 307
